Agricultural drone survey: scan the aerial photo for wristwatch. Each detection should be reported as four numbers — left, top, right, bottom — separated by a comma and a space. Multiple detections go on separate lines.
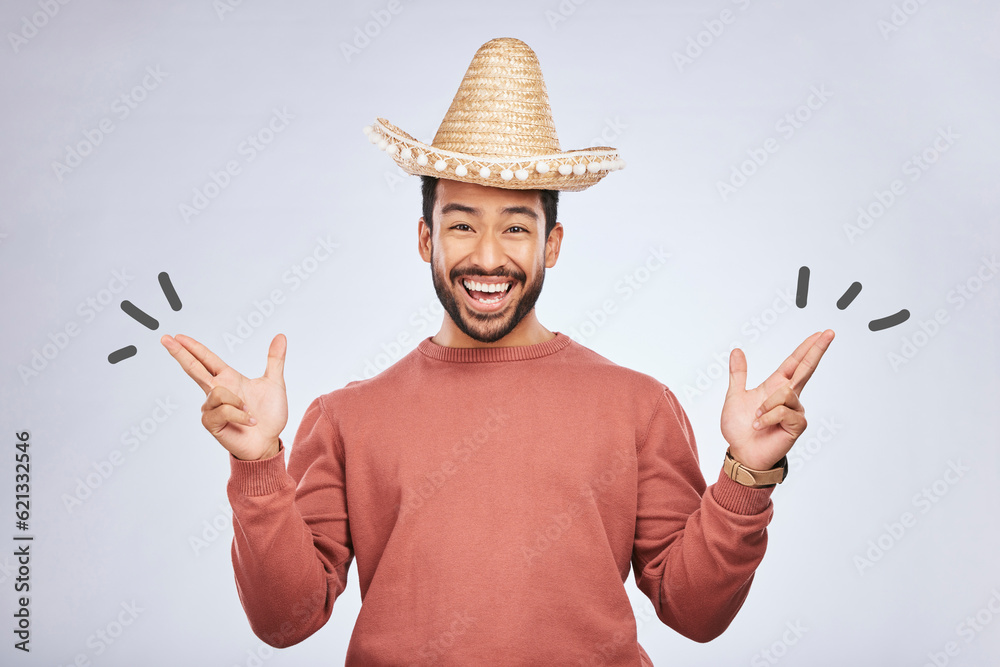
723, 449, 788, 488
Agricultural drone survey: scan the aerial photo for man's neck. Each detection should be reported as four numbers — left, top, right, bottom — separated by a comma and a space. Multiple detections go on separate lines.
431, 314, 555, 348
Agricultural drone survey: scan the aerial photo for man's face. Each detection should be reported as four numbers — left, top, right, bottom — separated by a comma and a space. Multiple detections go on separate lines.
418, 179, 561, 344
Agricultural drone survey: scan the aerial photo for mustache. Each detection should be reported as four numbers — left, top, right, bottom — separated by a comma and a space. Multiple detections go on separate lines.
452, 268, 525, 282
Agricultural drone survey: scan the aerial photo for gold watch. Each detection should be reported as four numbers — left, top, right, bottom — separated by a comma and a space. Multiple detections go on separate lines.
724, 449, 788, 488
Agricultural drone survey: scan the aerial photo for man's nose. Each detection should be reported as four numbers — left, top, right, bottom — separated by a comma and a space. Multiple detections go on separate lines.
470, 231, 506, 270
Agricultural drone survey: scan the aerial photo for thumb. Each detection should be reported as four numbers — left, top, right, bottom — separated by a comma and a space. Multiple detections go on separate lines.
264, 333, 287, 383
727, 347, 747, 398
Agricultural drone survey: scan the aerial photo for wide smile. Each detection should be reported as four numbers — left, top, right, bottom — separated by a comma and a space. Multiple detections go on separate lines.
459, 277, 515, 312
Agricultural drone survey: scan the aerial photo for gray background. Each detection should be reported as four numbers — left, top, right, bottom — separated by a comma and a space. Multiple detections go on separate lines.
1, 0, 998, 665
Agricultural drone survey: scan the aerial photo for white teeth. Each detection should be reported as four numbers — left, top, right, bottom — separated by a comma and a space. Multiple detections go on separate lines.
462, 279, 511, 293
476, 295, 503, 304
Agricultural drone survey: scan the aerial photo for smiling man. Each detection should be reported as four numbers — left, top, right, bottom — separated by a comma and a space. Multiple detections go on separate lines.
421, 177, 561, 347
162, 37, 833, 665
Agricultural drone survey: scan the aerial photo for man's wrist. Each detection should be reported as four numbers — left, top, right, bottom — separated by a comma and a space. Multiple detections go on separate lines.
723, 448, 788, 488
234, 439, 282, 462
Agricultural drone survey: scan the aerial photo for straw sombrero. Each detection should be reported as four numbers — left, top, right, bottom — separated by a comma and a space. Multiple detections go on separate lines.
363, 37, 625, 192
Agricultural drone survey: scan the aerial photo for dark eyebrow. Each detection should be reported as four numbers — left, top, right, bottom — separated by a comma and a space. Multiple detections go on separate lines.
501, 206, 538, 221
439, 203, 538, 221
440, 203, 481, 217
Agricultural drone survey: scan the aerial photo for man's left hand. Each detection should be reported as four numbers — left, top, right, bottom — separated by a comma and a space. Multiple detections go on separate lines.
721, 330, 835, 471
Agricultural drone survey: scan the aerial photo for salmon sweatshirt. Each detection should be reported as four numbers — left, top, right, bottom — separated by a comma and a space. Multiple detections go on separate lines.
226, 332, 774, 665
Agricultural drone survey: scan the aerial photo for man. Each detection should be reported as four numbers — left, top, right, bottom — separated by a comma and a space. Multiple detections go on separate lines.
161, 38, 833, 665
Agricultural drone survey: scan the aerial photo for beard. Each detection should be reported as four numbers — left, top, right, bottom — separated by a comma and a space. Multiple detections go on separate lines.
430, 246, 545, 344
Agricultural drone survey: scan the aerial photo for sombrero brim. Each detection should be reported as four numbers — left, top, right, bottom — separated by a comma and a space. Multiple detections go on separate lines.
365, 118, 625, 192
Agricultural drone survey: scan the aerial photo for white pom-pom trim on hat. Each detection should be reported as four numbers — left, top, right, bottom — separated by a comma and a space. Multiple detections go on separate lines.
365, 118, 625, 191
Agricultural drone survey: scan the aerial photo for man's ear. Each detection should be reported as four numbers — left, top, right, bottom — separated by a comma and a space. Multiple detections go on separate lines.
418, 217, 432, 263
544, 222, 564, 269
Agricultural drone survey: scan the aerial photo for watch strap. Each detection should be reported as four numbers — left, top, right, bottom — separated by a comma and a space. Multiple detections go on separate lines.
724, 449, 788, 488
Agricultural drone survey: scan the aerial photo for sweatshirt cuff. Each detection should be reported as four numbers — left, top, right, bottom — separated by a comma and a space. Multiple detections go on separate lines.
228, 440, 291, 497
710, 468, 775, 515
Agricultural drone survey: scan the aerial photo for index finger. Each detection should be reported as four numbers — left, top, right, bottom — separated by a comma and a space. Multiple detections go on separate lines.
765, 330, 824, 388
789, 329, 835, 394
160, 334, 227, 393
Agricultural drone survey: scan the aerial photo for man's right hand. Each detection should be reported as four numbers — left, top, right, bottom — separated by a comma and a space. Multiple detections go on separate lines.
160, 333, 288, 461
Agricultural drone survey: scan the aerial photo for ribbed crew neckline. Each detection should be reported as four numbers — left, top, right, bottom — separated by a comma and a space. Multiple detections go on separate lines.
417, 331, 571, 362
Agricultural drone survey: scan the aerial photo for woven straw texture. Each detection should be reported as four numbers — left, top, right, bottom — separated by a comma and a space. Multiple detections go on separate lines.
366, 37, 623, 192
432, 38, 561, 158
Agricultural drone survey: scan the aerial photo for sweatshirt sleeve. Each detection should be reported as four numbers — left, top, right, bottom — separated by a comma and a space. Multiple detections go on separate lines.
631, 386, 773, 643
226, 395, 353, 648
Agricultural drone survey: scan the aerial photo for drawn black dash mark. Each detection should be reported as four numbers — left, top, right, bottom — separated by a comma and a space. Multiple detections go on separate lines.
869, 309, 910, 332
837, 282, 863, 310
108, 346, 137, 364
159, 271, 182, 311
794, 267, 908, 332
120, 301, 159, 330
108, 271, 182, 364
796, 266, 810, 308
